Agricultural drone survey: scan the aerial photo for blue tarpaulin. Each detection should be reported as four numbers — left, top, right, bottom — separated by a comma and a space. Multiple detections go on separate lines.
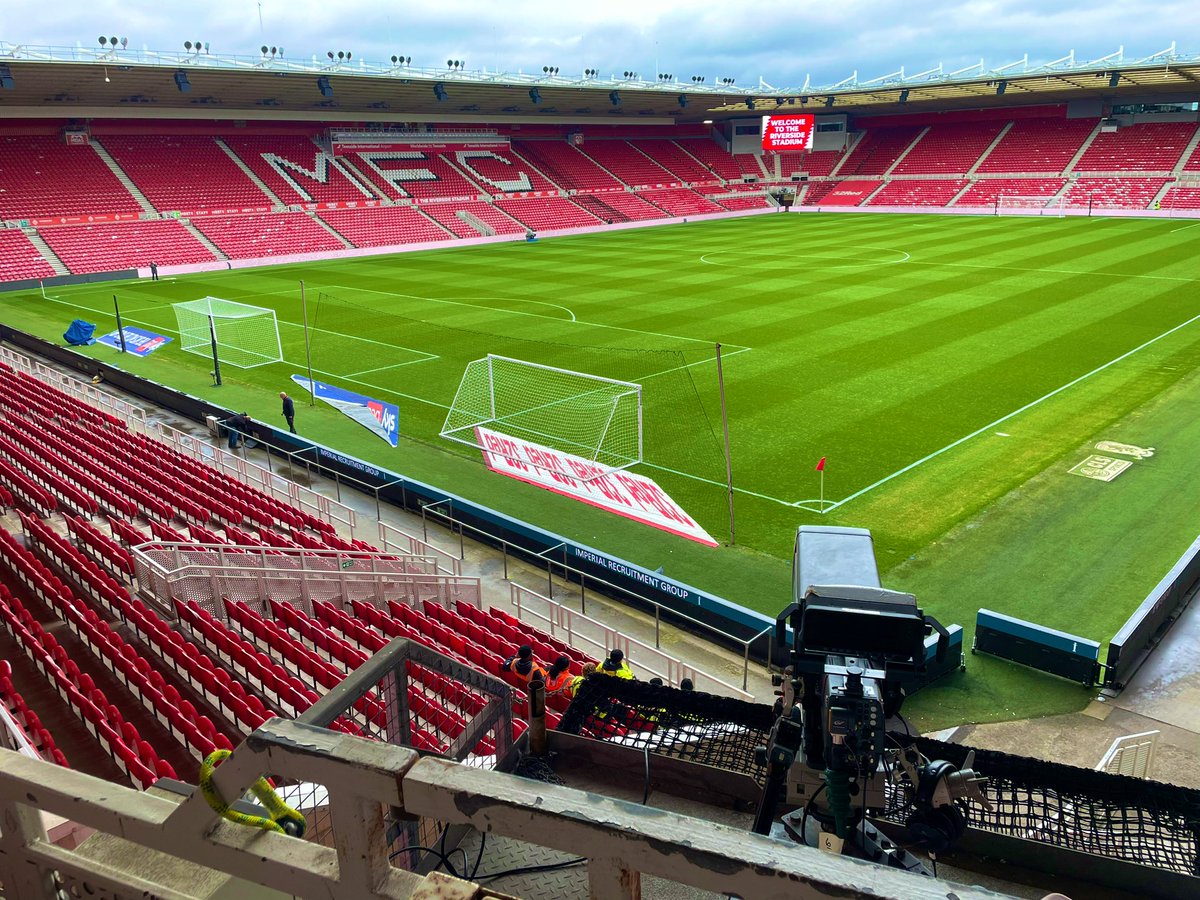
63, 319, 96, 346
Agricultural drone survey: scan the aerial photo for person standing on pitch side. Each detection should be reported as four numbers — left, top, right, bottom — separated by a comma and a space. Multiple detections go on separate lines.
280, 391, 296, 434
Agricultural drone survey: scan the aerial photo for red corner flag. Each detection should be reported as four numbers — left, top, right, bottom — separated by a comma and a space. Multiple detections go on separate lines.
815, 457, 826, 472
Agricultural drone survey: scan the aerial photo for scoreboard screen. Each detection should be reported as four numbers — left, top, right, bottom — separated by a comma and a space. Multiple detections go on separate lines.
761, 113, 816, 152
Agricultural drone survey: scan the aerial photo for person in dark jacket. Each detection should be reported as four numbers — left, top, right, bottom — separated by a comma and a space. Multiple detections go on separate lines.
501, 645, 546, 686
280, 391, 296, 433
225, 412, 255, 450
600, 648, 634, 680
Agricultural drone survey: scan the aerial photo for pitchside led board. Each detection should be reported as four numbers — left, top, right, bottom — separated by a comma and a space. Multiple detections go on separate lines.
761, 113, 816, 153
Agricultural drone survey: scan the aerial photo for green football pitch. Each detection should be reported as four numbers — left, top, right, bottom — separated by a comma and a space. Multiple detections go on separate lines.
7, 212, 1200, 727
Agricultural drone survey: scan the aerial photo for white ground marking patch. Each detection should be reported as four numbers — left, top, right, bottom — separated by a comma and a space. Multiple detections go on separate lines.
1069, 455, 1132, 482
816, 308, 1200, 512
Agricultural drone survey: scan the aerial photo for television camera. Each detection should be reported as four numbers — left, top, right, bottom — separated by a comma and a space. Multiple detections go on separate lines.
752, 526, 988, 874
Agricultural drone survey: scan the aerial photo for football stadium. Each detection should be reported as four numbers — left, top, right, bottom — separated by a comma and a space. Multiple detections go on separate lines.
0, 20, 1198, 900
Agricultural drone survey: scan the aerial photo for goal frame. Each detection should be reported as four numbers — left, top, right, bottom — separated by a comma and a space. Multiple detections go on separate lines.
995, 194, 1067, 217
440, 354, 644, 475
172, 297, 284, 369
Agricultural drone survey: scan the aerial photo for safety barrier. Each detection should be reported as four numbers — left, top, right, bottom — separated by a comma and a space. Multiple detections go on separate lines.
509, 582, 753, 700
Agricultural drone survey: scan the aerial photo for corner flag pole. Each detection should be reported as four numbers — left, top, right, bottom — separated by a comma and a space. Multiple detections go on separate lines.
816, 457, 827, 512
299, 280, 315, 406
113, 295, 127, 353
716, 342, 735, 545
208, 314, 222, 386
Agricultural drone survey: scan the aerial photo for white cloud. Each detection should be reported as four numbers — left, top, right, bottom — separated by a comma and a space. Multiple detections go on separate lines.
3, 0, 1197, 87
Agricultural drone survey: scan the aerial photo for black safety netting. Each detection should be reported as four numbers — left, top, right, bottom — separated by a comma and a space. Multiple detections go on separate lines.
560, 677, 1200, 877
557, 676, 775, 779
885, 735, 1200, 877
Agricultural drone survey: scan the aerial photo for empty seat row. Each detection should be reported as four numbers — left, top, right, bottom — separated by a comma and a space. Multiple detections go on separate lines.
0, 659, 69, 767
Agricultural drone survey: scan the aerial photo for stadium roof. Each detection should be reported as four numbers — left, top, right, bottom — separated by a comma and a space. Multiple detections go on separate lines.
1, 42, 1198, 124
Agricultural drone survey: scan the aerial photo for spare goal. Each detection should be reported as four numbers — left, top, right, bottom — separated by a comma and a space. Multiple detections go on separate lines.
996, 194, 1066, 217
172, 297, 283, 369
441, 354, 643, 474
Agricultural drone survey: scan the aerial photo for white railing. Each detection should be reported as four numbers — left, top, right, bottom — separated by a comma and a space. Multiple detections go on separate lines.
509, 583, 753, 700
377, 520, 462, 575
0, 346, 149, 430
132, 541, 483, 615
149, 419, 358, 537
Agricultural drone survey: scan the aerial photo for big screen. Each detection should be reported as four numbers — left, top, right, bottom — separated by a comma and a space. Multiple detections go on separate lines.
761, 113, 816, 152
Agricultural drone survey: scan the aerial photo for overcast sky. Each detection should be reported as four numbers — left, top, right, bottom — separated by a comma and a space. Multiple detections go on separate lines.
2, 1, 1196, 89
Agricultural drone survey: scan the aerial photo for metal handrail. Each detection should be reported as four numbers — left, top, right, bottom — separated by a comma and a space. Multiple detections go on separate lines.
421, 501, 769, 692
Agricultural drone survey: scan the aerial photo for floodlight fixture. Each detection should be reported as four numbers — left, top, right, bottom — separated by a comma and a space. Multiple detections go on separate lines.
691, 75, 705, 83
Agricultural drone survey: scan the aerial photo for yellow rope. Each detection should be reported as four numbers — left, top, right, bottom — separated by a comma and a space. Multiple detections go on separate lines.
199, 750, 307, 838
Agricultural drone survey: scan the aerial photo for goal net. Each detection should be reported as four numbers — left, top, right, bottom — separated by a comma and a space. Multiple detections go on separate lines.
172, 297, 283, 369
441, 354, 643, 474
996, 194, 1066, 216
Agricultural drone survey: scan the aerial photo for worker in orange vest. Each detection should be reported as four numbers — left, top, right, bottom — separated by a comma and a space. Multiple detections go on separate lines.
501, 645, 546, 686
544, 655, 573, 695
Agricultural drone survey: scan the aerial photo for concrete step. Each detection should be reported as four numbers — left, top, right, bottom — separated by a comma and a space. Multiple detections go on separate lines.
23, 229, 70, 276
1063, 123, 1103, 175
181, 219, 229, 260
968, 122, 1014, 175
214, 138, 287, 209
307, 211, 353, 248
89, 139, 159, 216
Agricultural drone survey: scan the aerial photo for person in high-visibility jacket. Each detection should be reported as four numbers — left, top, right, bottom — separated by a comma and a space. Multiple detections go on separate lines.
566, 662, 597, 698
501, 645, 546, 686
544, 655, 573, 695
599, 648, 634, 680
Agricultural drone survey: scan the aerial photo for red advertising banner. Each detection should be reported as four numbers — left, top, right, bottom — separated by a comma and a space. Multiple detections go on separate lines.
332, 141, 510, 156
475, 426, 718, 546
29, 212, 140, 226
761, 113, 816, 152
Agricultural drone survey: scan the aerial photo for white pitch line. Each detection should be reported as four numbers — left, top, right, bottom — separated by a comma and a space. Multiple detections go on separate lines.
819, 308, 1200, 513
344, 361, 428, 378
320, 283, 745, 350
36, 291, 450, 410
1169, 220, 1200, 234
903, 257, 1200, 284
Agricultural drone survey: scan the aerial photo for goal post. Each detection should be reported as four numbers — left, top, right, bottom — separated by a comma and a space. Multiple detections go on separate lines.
172, 297, 283, 369
441, 354, 643, 474
995, 194, 1066, 217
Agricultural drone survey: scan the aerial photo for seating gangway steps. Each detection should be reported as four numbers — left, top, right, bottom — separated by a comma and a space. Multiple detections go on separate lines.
966, 122, 1014, 175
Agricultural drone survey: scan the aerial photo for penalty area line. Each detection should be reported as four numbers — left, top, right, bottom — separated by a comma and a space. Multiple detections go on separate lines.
815, 308, 1200, 513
